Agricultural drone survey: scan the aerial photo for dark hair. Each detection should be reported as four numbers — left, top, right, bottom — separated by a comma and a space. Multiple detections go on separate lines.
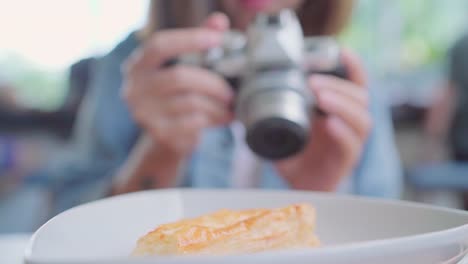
140, 0, 354, 40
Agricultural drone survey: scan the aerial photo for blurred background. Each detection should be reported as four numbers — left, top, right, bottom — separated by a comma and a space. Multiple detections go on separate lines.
0, 0, 468, 234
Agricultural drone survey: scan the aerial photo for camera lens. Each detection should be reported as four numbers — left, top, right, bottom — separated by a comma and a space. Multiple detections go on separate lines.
265, 128, 289, 147
246, 117, 308, 160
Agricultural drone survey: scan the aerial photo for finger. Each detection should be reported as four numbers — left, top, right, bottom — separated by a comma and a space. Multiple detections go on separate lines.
309, 74, 368, 108
317, 90, 372, 140
202, 12, 230, 31
341, 48, 367, 87
325, 117, 362, 166
144, 112, 210, 153
166, 113, 213, 152
150, 65, 234, 104
174, 113, 212, 132
163, 94, 232, 124
136, 28, 223, 68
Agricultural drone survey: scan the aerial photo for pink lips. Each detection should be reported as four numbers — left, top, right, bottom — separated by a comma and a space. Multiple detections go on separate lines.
239, 0, 274, 12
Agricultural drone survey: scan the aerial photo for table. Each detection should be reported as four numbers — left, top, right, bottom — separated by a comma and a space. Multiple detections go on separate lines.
0, 234, 31, 264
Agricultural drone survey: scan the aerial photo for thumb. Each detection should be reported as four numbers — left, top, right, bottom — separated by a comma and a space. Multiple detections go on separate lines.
201, 12, 230, 31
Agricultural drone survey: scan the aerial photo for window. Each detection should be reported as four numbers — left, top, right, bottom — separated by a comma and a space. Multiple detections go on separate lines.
0, 0, 148, 110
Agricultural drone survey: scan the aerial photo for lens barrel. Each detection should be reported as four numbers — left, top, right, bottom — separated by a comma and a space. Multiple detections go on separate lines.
237, 72, 312, 160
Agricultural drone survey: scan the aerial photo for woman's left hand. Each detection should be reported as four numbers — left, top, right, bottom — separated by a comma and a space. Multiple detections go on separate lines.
275, 49, 371, 191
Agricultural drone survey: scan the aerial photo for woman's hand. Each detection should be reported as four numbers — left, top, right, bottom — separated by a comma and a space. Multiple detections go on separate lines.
123, 13, 234, 158
276, 50, 371, 191
114, 14, 233, 193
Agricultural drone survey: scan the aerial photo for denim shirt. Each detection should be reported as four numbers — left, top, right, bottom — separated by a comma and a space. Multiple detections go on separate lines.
47, 33, 402, 213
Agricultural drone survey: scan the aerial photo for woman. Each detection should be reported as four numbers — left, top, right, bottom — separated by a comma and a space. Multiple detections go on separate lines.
106, 0, 402, 196
1, 1, 403, 232
448, 34, 468, 162
15, 0, 400, 223
425, 33, 468, 162
423, 32, 468, 207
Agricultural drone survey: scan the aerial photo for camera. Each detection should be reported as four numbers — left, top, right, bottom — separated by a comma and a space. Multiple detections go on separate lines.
181, 9, 346, 160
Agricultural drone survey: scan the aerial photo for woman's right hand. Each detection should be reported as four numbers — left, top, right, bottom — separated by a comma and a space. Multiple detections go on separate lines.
122, 14, 233, 158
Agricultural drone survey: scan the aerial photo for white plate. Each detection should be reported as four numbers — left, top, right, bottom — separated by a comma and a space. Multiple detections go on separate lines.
25, 189, 468, 264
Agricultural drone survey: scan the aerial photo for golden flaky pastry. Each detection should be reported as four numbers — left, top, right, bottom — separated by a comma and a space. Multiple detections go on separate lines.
132, 204, 319, 256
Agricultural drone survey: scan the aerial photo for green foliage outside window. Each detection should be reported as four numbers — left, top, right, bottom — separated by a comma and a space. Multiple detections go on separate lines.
342, 0, 468, 71
0, 54, 66, 111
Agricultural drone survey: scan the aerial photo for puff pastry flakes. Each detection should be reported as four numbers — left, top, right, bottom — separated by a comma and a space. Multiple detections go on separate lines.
133, 203, 319, 256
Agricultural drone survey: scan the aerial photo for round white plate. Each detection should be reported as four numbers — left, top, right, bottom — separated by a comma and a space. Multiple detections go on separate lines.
25, 189, 468, 264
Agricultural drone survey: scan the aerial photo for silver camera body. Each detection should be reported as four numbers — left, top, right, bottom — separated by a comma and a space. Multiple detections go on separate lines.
182, 10, 346, 160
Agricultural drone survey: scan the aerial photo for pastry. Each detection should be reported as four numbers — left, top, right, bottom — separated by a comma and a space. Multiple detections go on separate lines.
133, 203, 319, 256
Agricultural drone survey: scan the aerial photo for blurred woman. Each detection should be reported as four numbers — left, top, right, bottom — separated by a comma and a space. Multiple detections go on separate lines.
26, 0, 401, 218
108, 0, 401, 196
424, 33, 468, 207
425, 33, 468, 162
